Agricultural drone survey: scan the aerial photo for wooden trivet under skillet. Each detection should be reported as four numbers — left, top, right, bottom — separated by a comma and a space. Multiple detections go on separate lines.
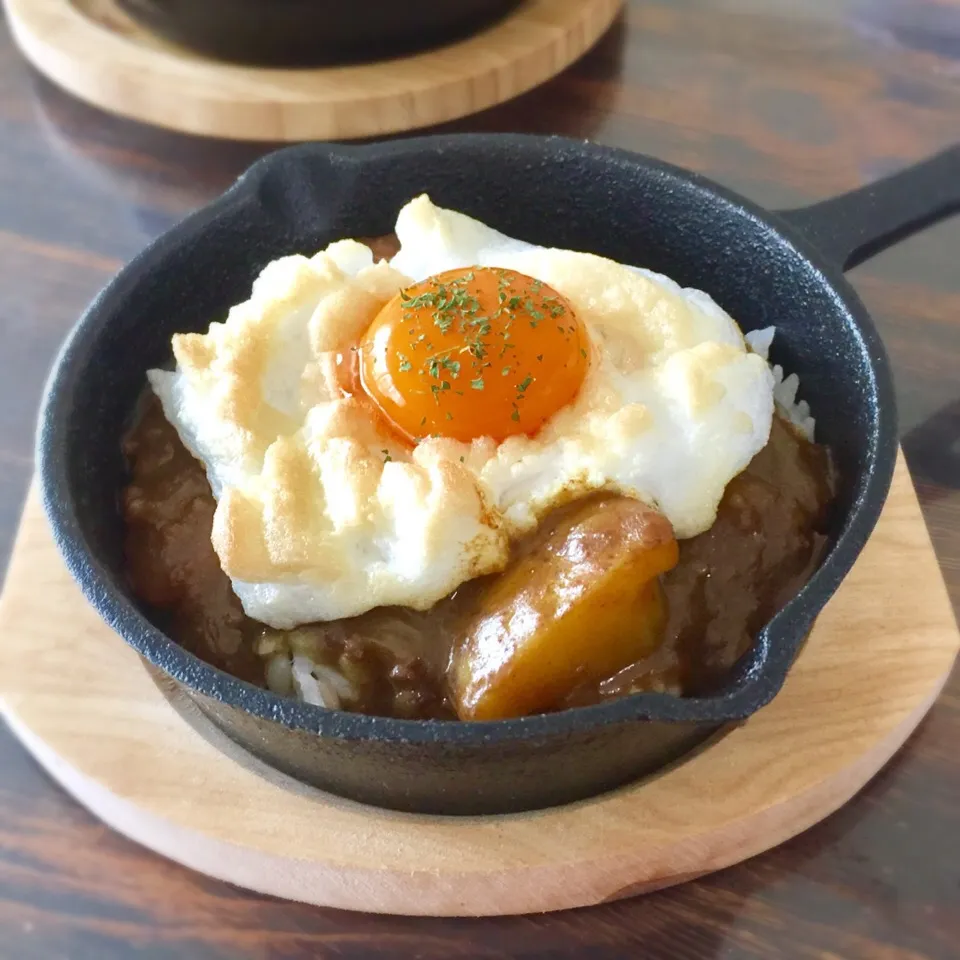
0, 454, 956, 916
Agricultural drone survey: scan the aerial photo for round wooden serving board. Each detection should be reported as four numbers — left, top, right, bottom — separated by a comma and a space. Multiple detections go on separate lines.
0, 454, 957, 917
3, 0, 623, 141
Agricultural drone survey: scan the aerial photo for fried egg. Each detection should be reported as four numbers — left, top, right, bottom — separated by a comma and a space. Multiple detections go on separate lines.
150, 196, 775, 628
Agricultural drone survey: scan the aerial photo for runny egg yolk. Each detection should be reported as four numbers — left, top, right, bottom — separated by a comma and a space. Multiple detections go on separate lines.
359, 267, 588, 443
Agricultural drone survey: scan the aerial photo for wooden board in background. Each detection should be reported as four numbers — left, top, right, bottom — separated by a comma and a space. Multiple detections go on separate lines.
3, 0, 624, 141
0, 454, 956, 916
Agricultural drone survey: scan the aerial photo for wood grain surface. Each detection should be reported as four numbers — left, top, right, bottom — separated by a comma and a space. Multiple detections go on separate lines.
1, 458, 957, 917
0, 0, 958, 956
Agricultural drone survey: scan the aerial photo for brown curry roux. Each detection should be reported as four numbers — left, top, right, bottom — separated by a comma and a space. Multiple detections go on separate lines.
122, 399, 833, 719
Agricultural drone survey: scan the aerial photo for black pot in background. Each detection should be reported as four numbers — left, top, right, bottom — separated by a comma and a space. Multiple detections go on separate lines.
37, 136, 960, 814
118, 0, 523, 66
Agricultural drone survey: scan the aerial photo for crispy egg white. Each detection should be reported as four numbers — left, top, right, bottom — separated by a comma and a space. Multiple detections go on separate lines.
150, 196, 775, 628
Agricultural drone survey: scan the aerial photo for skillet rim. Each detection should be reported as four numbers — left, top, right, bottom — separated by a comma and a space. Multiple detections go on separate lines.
36, 133, 898, 745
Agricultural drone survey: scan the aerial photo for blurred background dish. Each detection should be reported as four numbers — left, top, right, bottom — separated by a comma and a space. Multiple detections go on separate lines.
5, 0, 624, 140
117, 0, 523, 65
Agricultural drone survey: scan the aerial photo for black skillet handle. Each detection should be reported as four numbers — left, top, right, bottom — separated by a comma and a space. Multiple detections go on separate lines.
776, 145, 960, 272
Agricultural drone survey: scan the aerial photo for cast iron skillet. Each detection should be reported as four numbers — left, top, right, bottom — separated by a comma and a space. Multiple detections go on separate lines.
37, 136, 960, 815
117, 0, 523, 66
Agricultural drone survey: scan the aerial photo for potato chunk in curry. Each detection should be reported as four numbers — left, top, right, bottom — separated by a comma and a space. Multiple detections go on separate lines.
448, 496, 679, 721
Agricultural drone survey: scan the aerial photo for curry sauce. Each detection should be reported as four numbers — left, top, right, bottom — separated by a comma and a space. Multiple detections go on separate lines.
122, 398, 833, 720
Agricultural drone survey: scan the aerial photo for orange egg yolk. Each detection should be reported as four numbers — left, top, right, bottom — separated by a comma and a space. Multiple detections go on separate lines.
358, 267, 589, 444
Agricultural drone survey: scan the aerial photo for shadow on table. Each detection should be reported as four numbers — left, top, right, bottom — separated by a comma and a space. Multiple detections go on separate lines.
901, 397, 960, 494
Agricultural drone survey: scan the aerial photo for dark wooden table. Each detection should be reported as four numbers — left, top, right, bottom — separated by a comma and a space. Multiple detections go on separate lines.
1, 1, 958, 957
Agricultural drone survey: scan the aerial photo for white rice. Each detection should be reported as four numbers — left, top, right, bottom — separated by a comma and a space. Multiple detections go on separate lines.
745, 326, 815, 441
290, 655, 357, 709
